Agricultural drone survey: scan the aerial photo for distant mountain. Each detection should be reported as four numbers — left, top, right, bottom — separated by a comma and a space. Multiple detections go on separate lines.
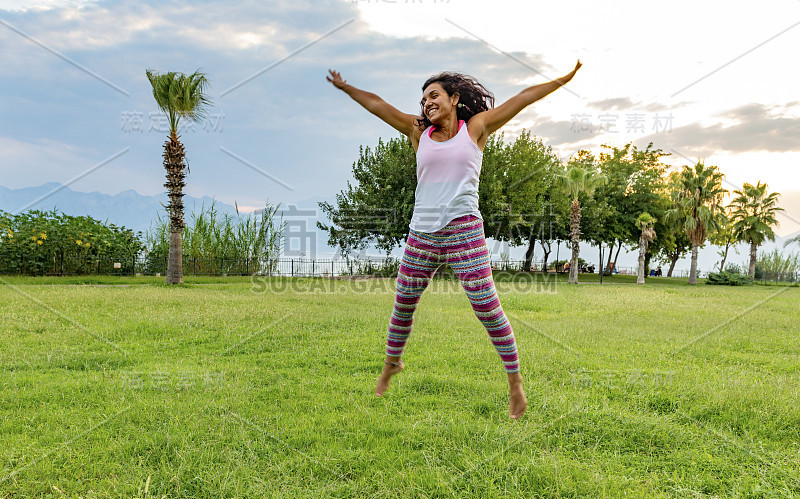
0, 183, 238, 235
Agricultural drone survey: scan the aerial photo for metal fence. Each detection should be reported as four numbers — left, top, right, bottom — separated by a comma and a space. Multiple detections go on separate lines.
755, 270, 800, 285
0, 254, 401, 277
1, 253, 795, 283
0, 254, 593, 277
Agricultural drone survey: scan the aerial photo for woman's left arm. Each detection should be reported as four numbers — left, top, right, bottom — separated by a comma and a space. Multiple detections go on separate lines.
471, 60, 582, 144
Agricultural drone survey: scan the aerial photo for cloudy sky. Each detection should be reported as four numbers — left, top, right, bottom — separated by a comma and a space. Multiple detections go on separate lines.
1, 0, 799, 242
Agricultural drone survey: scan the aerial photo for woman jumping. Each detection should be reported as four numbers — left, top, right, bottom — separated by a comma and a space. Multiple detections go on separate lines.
327, 61, 582, 419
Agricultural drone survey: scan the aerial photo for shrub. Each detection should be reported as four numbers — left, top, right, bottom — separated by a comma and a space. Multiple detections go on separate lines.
145, 200, 284, 275
724, 262, 743, 274
754, 249, 799, 282
0, 209, 144, 275
706, 271, 752, 286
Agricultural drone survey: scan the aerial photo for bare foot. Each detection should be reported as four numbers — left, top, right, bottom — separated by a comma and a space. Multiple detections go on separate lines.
375, 358, 404, 396
508, 372, 527, 420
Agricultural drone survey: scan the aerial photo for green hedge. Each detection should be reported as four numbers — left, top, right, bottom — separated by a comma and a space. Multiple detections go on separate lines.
706, 271, 752, 286
0, 209, 144, 275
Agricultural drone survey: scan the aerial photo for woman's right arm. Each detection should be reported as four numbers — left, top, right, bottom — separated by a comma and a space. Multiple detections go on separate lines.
327, 69, 418, 138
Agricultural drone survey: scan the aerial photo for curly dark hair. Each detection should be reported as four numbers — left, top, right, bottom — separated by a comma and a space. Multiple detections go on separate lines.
416, 72, 495, 131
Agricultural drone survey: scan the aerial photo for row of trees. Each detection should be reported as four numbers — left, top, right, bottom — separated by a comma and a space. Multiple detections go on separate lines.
11, 66, 790, 284
319, 133, 790, 285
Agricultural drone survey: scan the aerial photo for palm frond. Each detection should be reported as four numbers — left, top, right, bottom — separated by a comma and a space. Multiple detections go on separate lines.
784, 233, 800, 248
557, 162, 607, 201
146, 68, 212, 134
728, 181, 783, 246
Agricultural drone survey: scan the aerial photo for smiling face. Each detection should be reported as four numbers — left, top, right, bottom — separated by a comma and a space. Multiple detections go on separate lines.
420, 82, 459, 125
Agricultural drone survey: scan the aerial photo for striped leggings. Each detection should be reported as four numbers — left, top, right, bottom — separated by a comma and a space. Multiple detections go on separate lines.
386, 214, 520, 373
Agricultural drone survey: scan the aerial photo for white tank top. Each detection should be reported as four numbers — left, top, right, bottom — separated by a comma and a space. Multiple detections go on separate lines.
408, 120, 483, 232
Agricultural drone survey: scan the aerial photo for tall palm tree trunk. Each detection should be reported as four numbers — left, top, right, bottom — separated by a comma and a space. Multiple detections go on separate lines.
636, 224, 655, 285
689, 245, 699, 285
164, 132, 186, 284
569, 198, 581, 284
748, 241, 757, 278
637, 236, 647, 285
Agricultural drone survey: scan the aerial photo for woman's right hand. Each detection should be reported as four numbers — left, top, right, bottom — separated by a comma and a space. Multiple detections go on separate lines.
564, 60, 582, 82
326, 69, 347, 90
325, 69, 418, 141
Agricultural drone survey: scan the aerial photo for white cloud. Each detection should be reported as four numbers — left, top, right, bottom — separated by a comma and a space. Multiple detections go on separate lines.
1, 0, 799, 214
636, 103, 800, 154
0, 0, 97, 11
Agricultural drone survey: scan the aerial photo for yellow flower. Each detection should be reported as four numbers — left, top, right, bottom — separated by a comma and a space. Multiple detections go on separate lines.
84, 242, 90, 248
37, 240, 43, 245
40, 233, 47, 240
31, 236, 37, 241
76, 240, 83, 245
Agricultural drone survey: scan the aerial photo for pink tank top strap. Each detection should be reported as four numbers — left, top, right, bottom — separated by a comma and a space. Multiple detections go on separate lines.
427, 120, 466, 138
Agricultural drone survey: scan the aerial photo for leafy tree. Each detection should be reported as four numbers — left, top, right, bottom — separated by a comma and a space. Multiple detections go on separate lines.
536, 179, 570, 273
657, 221, 691, 277
591, 142, 669, 275
146, 69, 211, 284
708, 210, 738, 272
570, 176, 606, 273
656, 171, 692, 276
319, 132, 561, 263
641, 187, 674, 276
665, 162, 727, 284
558, 152, 607, 284
635, 212, 656, 284
479, 132, 562, 271
318, 136, 416, 255
729, 181, 783, 278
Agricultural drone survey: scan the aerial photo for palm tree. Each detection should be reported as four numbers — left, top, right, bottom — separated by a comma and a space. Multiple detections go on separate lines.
146, 69, 211, 284
636, 212, 656, 285
665, 162, 727, 285
729, 181, 783, 278
558, 160, 606, 284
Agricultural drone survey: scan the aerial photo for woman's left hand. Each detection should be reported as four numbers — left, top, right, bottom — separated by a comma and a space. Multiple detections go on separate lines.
327, 69, 347, 90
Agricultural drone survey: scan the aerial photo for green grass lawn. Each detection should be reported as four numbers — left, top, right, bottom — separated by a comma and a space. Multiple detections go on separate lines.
1, 274, 798, 497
